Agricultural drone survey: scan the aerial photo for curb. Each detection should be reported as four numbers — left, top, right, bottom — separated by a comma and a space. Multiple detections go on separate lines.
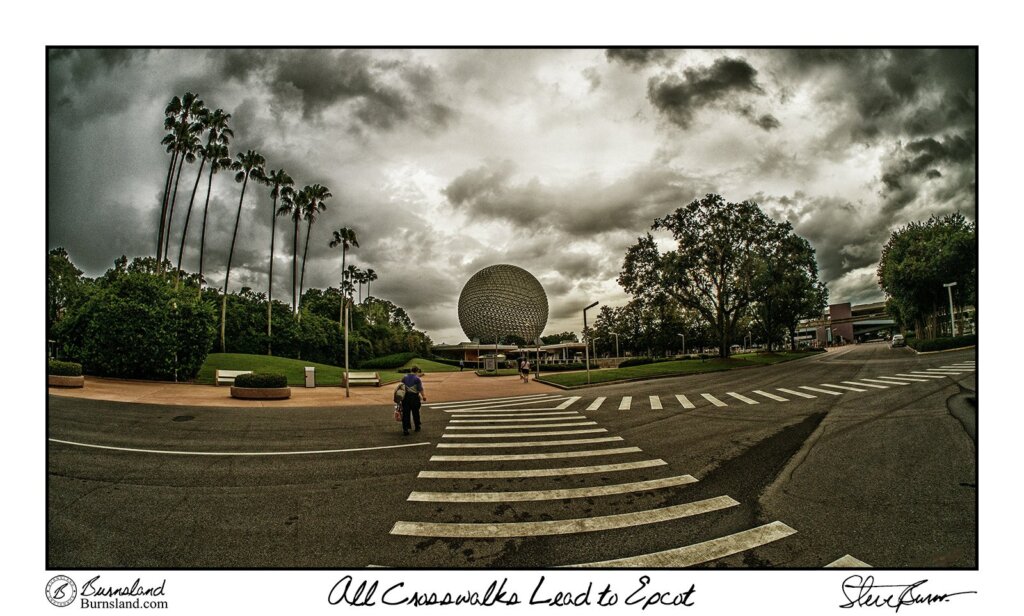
230, 386, 292, 400
911, 344, 977, 356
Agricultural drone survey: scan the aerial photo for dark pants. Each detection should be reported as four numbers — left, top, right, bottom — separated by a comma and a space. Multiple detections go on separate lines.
401, 396, 421, 432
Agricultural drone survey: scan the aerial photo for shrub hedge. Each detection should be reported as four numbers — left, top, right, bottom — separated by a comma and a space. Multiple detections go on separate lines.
908, 334, 977, 353
48, 359, 82, 376
234, 372, 288, 388
358, 352, 417, 369
535, 362, 598, 372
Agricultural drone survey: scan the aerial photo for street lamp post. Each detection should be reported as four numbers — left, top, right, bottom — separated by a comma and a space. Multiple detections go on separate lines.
943, 282, 957, 337
612, 332, 620, 359
583, 301, 599, 385
593, 337, 600, 361
678, 333, 685, 357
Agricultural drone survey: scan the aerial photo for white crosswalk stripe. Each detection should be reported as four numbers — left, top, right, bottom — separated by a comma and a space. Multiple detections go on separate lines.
451, 414, 585, 423
702, 393, 728, 407
880, 375, 928, 382
587, 397, 606, 411
799, 385, 842, 396
843, 380, 887, 389
858, 378, 907, 386
619, 396, 632, 410
436, 436, 623, 448
417, 459, 668, 479
426, 394, 558, 409
649, 395, 663, 410
676, 394, 695, 408
441, 428, 608, 438
430, 447, 642, 462
777, 387, 816, 399
556, 396, 582, 409
445, 422, 597, 429
407, 474, 697, 503
898, 373, 945, 380
753, 390, 788, 401
726, 392, 759, 405
819, 383, 866, 392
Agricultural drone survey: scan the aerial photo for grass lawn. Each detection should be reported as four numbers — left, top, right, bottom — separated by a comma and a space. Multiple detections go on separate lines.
197, 354, 457, 387
537, 351, 821, 387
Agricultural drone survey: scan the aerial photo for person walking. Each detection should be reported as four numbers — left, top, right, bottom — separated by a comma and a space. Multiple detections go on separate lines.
459, 359, 464, 372
400, 366, 426, 436
520, 357, 531, 383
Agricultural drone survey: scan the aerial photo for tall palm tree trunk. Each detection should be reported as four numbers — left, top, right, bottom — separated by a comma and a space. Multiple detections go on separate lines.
197, 169, 215, 300
175, 156, 208, 288
292, 220, 299, 314
221, 176, 249, 352
267, 196, 279, 355
163, 158, 188, 274
157, 150, 179, 267
298, 219, 313, 318
339, 247, 347, 329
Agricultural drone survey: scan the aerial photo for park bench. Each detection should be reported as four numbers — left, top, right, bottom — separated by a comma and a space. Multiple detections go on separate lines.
215, 369, 252, 386
343, 371, 381, 387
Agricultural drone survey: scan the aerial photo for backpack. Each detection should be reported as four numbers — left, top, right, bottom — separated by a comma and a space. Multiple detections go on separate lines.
393, 383, 407, 404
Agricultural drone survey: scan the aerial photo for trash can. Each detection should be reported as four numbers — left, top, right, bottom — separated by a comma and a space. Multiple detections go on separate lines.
304, 366, 315, 388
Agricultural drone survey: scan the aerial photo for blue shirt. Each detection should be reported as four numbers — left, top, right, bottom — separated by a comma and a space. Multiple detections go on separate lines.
401, 373, 423, 393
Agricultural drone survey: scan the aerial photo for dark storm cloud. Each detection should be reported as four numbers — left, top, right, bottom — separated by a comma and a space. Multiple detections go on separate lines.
211, 49, 457, 132
443, 161, 705, 235
48, 49, 150, 126
647, 56, 778, 131
878, 132, 975, 216
606, 48, 670, 69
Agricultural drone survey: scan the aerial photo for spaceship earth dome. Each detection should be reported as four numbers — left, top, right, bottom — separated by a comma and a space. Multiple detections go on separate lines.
457, 264, 548, 343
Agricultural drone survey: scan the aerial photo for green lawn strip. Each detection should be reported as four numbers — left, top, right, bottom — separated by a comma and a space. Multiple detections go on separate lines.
197, 354, 454, 387
537, 351, 821, 388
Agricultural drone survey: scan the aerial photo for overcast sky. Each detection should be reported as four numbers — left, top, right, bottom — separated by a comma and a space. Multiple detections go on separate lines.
47, 48, 976, 344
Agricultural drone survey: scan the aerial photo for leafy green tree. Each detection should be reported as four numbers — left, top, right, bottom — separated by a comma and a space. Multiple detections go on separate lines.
620, 194, 779, 357
541, 332, 578, 344
264, 168, 294, 352
221, 149, 267, 351
877, 212, 976, 338
48, 247, 87, 333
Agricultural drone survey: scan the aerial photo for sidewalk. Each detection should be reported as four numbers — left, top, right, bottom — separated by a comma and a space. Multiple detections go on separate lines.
47, 370, 560, 408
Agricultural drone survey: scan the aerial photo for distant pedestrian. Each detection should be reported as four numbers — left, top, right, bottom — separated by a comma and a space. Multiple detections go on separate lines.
459, 359, 464, 371
520, 357, 531, 383
400, 366, 426, 436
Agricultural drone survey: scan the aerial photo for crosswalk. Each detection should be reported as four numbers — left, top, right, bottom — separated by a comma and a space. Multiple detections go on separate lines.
393, 393, 799, 567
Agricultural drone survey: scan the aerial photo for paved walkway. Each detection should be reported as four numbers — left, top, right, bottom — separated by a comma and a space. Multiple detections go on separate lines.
47, 370, 560, 407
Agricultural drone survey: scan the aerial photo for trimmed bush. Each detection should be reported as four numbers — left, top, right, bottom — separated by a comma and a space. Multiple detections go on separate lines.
536, 362, 598, 372
908, 334, 976, 353
359, 352, 417, 370
48, 359, 82, 376
234, 372, 288, 388
618, 357, 654, 368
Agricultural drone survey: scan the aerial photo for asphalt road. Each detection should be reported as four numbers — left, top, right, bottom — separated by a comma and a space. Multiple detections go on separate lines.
47, 343, 976, 569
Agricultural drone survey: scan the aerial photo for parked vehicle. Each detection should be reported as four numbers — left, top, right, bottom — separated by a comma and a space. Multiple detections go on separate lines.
890, 334, 906, 348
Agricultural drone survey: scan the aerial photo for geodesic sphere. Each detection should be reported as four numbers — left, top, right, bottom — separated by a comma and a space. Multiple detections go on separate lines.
458, 264, 548, 343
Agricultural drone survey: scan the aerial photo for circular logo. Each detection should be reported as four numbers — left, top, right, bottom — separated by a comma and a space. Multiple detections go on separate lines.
45, 575, 77, 607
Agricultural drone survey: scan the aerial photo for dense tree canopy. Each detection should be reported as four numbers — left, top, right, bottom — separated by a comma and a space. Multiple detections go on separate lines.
877, 212, 976, 338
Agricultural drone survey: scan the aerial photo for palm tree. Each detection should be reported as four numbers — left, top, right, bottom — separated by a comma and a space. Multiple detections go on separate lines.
197, 142, 232, 298
264, 168, 294, 353
175, 108, 232, 287
297, 184, 331, 315
220, 150, 267, 352
329, 227, 359, 328
346, 264, 361, 304
158, 92, 204, 273
277, 188, 305, 313
364, 268, 378, 301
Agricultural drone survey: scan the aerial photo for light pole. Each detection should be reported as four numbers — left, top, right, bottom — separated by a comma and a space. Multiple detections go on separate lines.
612, 332, 620, 359
583, 301, 599, 385
678, 333, 685, 357
593, 337, 600, 361
943, 282, 957, 337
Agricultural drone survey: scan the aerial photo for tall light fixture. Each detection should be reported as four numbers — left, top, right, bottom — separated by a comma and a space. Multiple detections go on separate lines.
583, 301, 599, 385
943, 282, 957, 336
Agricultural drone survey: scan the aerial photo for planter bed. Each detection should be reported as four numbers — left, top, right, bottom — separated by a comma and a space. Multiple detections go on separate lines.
230, 386, 291, 400
48, 375, 85, 388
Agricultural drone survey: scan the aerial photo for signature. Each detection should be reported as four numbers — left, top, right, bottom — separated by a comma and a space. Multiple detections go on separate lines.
840, 575, 976, 612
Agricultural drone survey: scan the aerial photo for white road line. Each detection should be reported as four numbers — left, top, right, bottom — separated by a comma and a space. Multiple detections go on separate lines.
819, 383, 866, 392
391, 495, 738, 537
436, 436, 623, 448
942, 365, 975, 370
619, 397, 632, 410
445, 422, 597, 430
555, 396, 582, 410
879, 375, 928, 383
407, 474, 698, 502
450, 414, 585, 423
799, 386, 842, 396
427, 394, 557, 409
563, 521, 796, 568
649, 396, 663, 410
675, 394, 695, 409
445, 407, 581, 414
430, 446, 643, 462
858, 378, 908, 386
417, 459, 668, 479
753, 390, 788, 402
825, 554, 872, 568
904, 372, 949, 379
702, 393, 728, 407
726, 392, 759, 405
842, 381, 888, 389
587, 397, 606, 411
777, 388, 816, 399
441, 428, 607, 438
925, 369, 971, 374
47, 438, 433, 456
